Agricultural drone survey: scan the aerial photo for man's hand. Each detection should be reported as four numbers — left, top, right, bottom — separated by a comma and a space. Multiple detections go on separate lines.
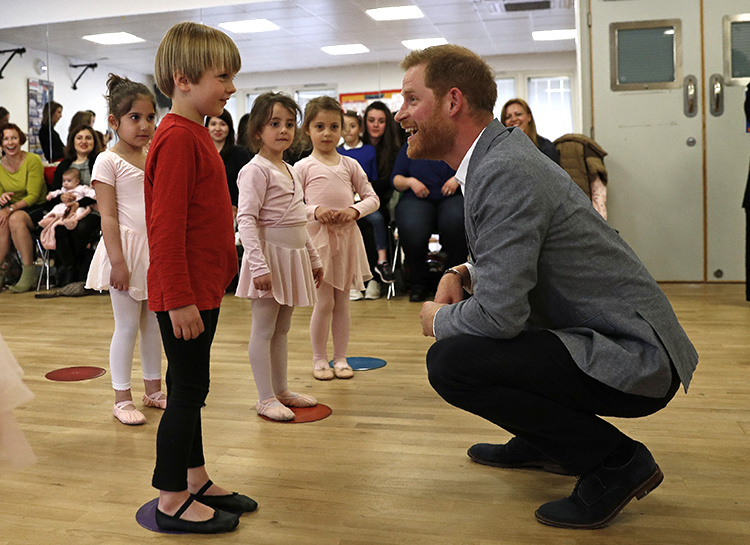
434, 270, 464, 305
420, 301, 446, 337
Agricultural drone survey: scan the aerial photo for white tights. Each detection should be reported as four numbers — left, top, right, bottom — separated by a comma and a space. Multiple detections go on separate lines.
109, 288, 162, 391
248, 298, 295, 401
309, 282, 350, 363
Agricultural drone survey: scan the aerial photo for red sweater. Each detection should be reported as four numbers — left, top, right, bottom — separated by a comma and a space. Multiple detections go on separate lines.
144, 113, 237, 312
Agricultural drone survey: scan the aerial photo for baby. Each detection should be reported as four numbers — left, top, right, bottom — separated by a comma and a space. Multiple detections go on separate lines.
40, 168, 96, 229
38, 168, 97, 249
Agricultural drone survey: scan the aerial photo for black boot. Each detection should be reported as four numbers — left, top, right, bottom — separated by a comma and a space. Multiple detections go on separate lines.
534, 442, 663, 529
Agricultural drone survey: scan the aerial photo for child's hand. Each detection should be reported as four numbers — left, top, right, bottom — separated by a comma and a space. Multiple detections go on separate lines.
253, 273, 272, 291
315, 206, 336, 224
168, 305, 204, 340
61, 193, 75, 204
46, 193, 53, 201
0, 192, 13, 206
312, 267, 323, 288
336, 207, 359, 224
109, 262, 130, 291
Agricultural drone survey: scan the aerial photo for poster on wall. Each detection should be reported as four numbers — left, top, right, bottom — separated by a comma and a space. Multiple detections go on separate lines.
28, 79, 54, 157
339, 89, 403, 116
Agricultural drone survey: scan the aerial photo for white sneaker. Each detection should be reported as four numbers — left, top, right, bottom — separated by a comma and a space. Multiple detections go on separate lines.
350, 288, 364, 301
364, 279, 381, 300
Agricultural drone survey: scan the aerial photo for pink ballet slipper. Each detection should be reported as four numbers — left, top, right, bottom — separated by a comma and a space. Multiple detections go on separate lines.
256, 397, 295, 421
312, 359, 334, 381
143, 391, 167, 409
276, 391, 317, 407
332, 358, 354, 379
113, 401, 146, 425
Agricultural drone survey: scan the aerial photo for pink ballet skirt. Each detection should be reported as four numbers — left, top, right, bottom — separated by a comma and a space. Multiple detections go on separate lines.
236, 224, 318, 306
0, 332, 36, 472
307, 220, 371, 292
85, 225, 149, 301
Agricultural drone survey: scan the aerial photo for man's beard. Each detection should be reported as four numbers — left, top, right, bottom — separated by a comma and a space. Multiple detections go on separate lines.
406, 106, 456, 161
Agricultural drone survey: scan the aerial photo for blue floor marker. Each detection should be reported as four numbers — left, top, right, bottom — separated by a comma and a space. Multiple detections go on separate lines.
328, 357, 386, 371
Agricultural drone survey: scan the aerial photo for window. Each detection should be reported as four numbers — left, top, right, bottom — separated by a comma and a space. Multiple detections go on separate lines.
527, 76, 573, 140
493, 78, 516, 120
295, 88, 337, 119
610, 19, 682, 91
724, 14, 750, 84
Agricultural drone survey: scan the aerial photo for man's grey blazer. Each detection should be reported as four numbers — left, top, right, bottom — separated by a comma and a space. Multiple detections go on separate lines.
433, 120, 698, 398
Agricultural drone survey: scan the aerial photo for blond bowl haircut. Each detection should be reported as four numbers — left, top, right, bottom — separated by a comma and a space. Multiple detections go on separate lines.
154, 21, 241, 98
400, 44, 497, 119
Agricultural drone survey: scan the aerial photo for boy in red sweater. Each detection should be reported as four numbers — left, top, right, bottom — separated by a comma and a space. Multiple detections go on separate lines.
145, 21, 255, 534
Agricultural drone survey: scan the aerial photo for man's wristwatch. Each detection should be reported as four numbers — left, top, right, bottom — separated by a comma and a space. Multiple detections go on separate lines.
443, 267, 462, 277
7, 205, 13, 213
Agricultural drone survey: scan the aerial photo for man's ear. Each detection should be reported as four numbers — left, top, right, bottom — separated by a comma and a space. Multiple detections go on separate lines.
173, 71, 191, 92
446, 87, 463, 117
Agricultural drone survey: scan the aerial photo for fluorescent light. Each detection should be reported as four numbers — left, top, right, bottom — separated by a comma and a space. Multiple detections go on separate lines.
82, 32, 145, 45
366, 5, 424, 21
321, 43, 370, 56
532, 29, 576, 41
402, 38, 448, 50
219, 19, 279, 34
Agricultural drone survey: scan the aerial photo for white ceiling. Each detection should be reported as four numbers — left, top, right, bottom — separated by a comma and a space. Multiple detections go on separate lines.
0, 0, 576, 76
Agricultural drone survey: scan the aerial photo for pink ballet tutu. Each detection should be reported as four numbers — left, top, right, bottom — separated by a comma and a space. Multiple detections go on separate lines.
85, 225, 149, 301
0, 332, 36, 472
307, 221, 372, 291
236, 224, 317, 306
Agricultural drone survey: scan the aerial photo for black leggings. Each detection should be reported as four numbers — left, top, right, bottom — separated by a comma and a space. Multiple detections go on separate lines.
152, 308, 220, 492
426, 330, 680, 475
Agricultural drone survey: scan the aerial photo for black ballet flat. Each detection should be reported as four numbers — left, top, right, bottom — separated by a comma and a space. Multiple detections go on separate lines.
191, 479, 258, 513
155, 496, 239, 534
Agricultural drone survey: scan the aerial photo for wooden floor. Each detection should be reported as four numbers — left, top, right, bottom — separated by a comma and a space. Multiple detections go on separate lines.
0, 283, 749, 545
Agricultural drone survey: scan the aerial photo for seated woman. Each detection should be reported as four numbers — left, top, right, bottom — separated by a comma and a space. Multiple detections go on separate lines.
38, 101, 65, 164
501, 98, 560, 164
358, 101, 403, 300
48, 124, 102, 287
0, 124, 48, 292
391, 142, 468, 303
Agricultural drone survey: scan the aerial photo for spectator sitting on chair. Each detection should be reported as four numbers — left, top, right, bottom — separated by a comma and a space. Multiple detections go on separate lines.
47, 124, 102, 288
0, 124, 47, 292
391, 142, 467, 302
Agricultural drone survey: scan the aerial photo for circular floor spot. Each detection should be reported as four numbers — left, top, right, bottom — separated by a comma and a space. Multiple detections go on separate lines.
45, 366, 106, 381
328, 357, 386, 371
136, 498, 187, 534
258, 403, 332, 423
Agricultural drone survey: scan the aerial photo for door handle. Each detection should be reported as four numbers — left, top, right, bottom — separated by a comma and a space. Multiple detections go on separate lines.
684, 75, 698, 117
709, 74, 724, 117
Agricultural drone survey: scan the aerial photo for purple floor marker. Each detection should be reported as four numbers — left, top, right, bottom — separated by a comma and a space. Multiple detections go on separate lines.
136, 498, 187, 534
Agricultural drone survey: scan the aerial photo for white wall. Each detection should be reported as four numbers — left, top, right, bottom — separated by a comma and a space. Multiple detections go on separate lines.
0, 40, 150, 159
233, 51, 578, 125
